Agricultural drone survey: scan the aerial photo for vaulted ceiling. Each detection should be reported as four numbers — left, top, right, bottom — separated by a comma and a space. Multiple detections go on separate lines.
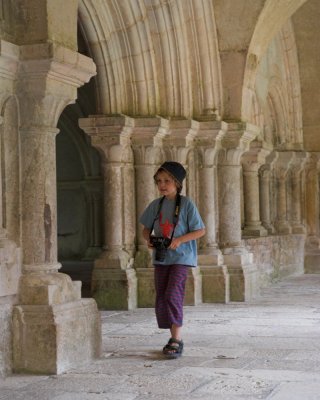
78, 0, 320, 150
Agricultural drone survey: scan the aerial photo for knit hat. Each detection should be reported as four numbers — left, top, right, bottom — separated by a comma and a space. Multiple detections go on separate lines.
156, 161, 186, 186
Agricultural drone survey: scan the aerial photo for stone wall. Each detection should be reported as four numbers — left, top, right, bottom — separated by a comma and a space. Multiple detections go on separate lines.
244, 235, 305, 287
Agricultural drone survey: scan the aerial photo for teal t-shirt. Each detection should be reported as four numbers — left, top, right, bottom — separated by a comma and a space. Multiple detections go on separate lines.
139, 195, 205, 267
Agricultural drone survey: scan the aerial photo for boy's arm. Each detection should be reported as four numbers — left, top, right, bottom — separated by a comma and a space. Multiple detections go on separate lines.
142, 227, 151, 242
142, 227, 154, 248
169, 228, 205, 250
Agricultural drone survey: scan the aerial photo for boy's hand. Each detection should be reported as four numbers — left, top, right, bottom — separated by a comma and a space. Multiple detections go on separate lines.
169, 238, 182, 250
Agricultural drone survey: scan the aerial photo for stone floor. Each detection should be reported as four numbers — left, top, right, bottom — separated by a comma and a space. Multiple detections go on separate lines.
2, 274, 320, 399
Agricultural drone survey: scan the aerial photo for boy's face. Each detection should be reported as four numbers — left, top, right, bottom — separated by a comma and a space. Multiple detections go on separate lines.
155, 170, 178, 199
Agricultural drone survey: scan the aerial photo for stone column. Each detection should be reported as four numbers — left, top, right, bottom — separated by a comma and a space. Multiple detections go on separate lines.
241, 142, 270, 237
12, 44, 101, 374
0, 41, 22, 376
158, 117, 203, 305
290, 152, 306, 234
0, 41, 21, 298
187, 119, 229, 303
259, 152, 278, 234
273, 152, 293, 234
304, 153, 320, 272
131, 117, 161, 307
79, 115, 137, 310
217, 122, 259, 301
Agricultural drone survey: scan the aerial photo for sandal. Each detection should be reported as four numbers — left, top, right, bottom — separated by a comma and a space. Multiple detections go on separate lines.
162, 338, 184, 359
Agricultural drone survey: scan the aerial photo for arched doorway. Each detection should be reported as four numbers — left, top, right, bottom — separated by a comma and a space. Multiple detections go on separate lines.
56, 25, 103, 297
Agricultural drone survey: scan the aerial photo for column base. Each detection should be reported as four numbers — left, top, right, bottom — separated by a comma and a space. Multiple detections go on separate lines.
305, 247, 320, 273
262, 222, 275, 234
13, 299, 101, 375
92, 267, 137, 310
291, 225, 306, 234
274, 221, 292, 234
92, 249, 137, 310
184, 267, 202, 306
136, 267, 155, 308
242, 224, 268, 237
134, 248, 154, 308
223, 249, 259, 301
201, 265, 230, 303
198, 251, 229, 303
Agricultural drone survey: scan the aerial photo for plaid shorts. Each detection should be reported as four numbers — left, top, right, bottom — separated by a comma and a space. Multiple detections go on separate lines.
154, 264, 189, 329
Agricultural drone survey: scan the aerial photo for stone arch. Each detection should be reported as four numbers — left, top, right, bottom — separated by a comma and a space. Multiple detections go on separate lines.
78, 0, 158, 115
242, 0, 307, 122
248, 20, 303, 151
267, 77, 288, 148
78, 0, 222, 119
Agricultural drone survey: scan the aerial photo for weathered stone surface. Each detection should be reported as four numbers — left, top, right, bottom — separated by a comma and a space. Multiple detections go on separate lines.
12, 299, 101, 375
1, 275, 320, 399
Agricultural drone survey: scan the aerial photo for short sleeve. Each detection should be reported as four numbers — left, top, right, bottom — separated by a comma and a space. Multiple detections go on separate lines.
186, 198, 205, 231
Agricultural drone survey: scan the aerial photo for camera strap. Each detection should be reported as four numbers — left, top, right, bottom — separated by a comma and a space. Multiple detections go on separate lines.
149, 194, 181, 240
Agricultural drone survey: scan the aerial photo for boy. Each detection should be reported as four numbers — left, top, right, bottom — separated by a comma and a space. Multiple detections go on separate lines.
140, 161, 205, 358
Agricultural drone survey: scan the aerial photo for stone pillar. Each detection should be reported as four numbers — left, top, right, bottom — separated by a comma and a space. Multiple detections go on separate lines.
273, 152, 293, 234
0, 40, 21, 300
259, 152, 278, 234
79, 115, 137, 310
159, 117, 202, 305
241, 142, 270, 237
217, 122, 259, 301
304, 153, 320, 272
13, 44, 101, 374
187, 119, 229, 303
290, 152, 306, 234
0, 41, 22, 376
131, 117, 160, 307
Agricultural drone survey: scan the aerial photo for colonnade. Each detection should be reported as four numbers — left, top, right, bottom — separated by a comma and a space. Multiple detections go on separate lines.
80, 115, 317, 310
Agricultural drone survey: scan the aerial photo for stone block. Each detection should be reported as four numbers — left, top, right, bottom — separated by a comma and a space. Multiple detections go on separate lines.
19, 272, 81, 305
227, 263, 258, 301
184, 267, 202, 306
304, 253, 320, 273
91, 268, 137, 310
136, 268, 155, 308
201, 265, 230, 303
12, 298, 101, 375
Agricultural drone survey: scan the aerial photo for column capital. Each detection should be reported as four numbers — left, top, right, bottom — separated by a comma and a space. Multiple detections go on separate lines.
79, 114, 136, 163
187, 119, 225, 166
290, 151, 307, 176
242, 140, 272, 172
153, 117, 191, 162
218, 122, 260, 165
304, 152, 320, 171
17, 43, 96, 128
273, 151, 295, 178
0, 40, 19, 80
0, 40, 20, 110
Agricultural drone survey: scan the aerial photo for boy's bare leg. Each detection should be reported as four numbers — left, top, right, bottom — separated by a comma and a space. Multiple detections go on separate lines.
170, 324, 182, 341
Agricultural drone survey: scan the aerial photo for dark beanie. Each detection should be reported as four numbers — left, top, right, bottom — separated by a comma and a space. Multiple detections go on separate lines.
157, 161, 186, 186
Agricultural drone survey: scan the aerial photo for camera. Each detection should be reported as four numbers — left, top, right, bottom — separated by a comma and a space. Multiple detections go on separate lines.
149, 236, 172, 262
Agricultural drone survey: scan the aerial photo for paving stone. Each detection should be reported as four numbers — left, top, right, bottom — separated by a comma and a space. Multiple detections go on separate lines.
2, 275, 320, 399
267, 381, 320, 399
